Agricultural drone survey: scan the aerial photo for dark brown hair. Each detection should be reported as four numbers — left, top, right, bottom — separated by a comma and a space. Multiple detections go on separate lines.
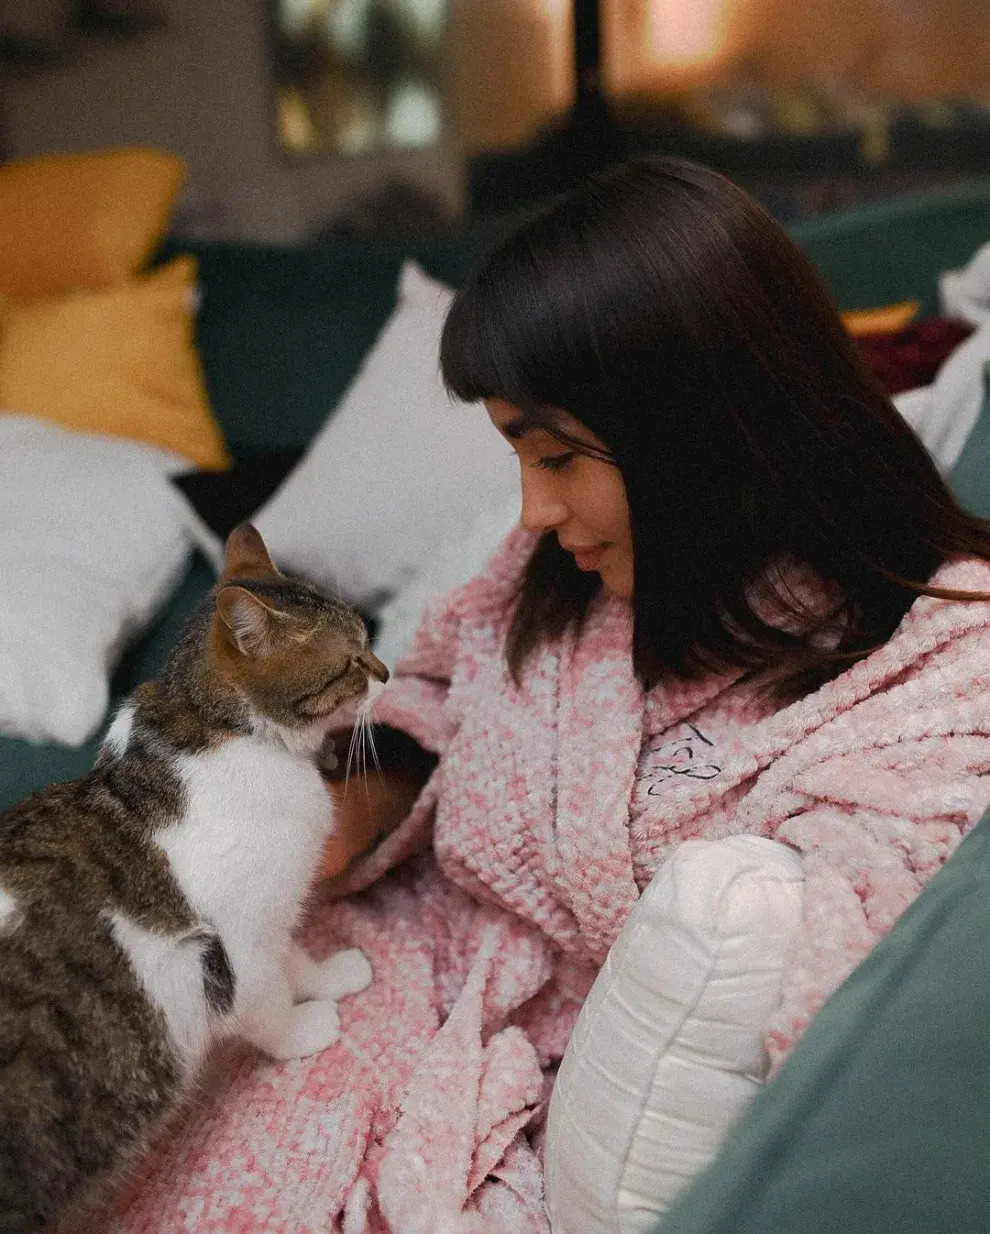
440, 157, 990, 699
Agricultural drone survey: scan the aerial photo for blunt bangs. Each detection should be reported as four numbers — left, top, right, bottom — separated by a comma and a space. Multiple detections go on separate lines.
439, 208, 612, 422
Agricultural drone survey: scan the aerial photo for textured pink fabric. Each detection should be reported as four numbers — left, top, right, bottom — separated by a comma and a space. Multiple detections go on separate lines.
102, 531, 990, 1232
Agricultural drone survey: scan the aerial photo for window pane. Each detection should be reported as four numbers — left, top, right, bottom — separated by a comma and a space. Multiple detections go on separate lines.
273, 0, 447, 157
273, 0, 577, 158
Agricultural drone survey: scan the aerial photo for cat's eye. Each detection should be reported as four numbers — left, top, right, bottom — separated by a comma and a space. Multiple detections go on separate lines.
294, 662, 353, 705
534, 453, 575, 473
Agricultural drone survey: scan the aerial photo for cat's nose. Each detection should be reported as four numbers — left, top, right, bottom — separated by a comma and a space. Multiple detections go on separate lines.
360, 652, 389, 683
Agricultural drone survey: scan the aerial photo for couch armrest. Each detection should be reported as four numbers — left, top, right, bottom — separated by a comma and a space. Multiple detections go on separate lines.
545, 836, 804, 1234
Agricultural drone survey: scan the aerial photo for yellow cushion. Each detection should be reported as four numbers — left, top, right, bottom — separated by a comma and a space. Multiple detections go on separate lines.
0, 148, 186, 297
841, 300, 920, 337
0, 256, 231, 471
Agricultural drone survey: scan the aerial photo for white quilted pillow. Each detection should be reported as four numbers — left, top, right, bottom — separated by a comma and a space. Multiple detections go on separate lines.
545, 835, 804, 1233
254, 261, 518, 611
0, 414, 194, 747
372, 494, 520, 669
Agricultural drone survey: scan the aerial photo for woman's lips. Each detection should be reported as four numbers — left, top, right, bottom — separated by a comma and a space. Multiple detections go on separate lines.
568, 544, 607, 571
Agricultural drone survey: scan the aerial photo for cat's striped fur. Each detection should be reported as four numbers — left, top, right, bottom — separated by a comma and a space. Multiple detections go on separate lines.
0, 525, 383, 1231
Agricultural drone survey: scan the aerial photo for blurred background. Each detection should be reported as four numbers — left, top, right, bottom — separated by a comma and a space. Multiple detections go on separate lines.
2, 0, 989, 242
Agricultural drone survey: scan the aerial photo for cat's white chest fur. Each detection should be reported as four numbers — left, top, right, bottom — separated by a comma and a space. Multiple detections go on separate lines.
111, 728, 366, 1072
162, 734, 333, 963
156, 732, 370, 1063
109, 725, 362, 1076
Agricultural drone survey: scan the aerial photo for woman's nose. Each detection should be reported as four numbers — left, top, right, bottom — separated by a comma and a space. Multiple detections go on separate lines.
519, 470, 568, 534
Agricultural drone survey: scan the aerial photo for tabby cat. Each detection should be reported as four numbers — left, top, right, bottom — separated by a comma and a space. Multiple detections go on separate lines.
0, 524, 385, 1231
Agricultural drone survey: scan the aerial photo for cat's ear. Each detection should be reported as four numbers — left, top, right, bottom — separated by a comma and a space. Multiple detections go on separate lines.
221, 523, 281, 582
216, 586, 297, 658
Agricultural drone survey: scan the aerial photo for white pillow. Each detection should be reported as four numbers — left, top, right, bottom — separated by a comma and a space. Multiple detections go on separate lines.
254, 260, 519, 611
940, 238, 990, 328
545, 836, 804, 1234
892, 319, 990, 475
0, 414, 194, 747
372, 493, 521, 669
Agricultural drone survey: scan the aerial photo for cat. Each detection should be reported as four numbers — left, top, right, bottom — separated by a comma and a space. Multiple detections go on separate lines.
0, 523, 386, 1231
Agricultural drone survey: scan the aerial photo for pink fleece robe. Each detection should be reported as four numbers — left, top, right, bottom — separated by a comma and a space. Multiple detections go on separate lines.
95, 531, 990, 1234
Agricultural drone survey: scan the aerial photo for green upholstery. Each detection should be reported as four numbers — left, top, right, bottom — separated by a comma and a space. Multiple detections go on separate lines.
660, 803, 990, 1234
0, 735, 101, 809
4, 180, 990, 813
789, 179, 990, 315
161, 240, 403, 458
160, 233, 488, 460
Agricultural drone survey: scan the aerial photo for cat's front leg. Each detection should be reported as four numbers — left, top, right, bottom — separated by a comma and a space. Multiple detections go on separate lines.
240, 969, 343, 1060
286, 942, 372, 1002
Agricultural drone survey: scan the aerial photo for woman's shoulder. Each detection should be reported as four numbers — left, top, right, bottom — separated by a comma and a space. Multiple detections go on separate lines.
834, 553, 990, 706
930, 554, 990, 592
898, 555, 990, 638
373, 503, 529, 668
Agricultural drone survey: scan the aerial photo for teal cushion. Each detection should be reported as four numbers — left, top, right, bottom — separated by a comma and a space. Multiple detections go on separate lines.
0, 735, 102, 814
787, 179, 990, 315
0, 554, 215, 813
949, 370, 990, 518
162, 241, 404, 459
660, 805, 990, 1234
160, 231, 496, 462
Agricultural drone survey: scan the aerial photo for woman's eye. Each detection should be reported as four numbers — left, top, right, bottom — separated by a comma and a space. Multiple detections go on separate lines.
534, 453, 575, 473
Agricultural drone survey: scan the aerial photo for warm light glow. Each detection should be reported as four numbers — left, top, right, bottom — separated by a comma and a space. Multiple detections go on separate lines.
277, 0, 990, 160
276, 87, 317, 153
446, 0, 575, 154
603, 0, 738, 98
646, 0, 728, 67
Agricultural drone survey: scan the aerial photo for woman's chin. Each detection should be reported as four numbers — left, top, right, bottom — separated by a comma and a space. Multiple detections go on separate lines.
599, 561, 634, 600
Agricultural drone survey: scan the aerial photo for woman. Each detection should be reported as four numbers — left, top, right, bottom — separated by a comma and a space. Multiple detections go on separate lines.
119, 159, 990, 1231
295, 159, 990, 1226
327, 154, 990, 955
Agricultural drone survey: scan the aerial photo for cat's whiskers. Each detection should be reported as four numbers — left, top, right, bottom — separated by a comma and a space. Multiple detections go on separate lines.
340, 680, 385, 800
341, 723, 362, 801
360, 716, 372, 805
365, 718, 382, 780
358, 711, 380, 802
357, 693, 383, 784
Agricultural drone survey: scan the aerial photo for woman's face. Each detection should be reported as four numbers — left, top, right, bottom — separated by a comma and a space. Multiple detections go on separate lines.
487, 398, 634, 599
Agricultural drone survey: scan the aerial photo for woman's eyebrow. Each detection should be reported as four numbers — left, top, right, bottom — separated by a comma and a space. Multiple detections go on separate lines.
502, 414, 534, 439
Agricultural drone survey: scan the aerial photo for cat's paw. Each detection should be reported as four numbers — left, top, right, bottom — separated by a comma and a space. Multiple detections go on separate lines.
268, 999, 342, 1060
313, 949, 373, 999
286, 944, 373, 1002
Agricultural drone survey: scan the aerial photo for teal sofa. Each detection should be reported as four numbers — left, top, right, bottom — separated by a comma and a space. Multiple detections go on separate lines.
2, 177, 990, 814
2, 177, 990, 1234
